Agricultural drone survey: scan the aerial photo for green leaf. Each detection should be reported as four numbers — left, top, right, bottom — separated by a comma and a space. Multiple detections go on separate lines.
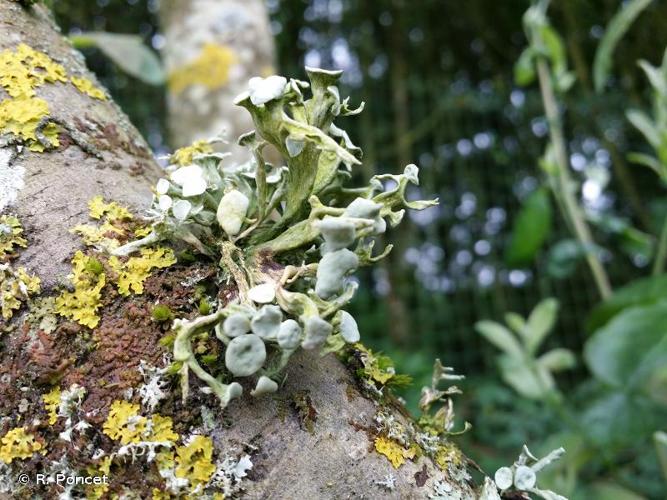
627, 109, 660, 148
526, 298, 559, 354
627, 152, 664, 176
504, 312, 527, 337
581, 391, 664, 447
586, 274, 667, 332
588, 212, 654, 261
515, 48, 536, 86
592, 0, 652, 93
475, 320, 524, 359
538, 348, 576, 372
504, 187, 552, 266
71, 32, 165, 85
655, 431, 667, 481
587, 482, 647, 500
498, 354, 553, 400
584, 301, 667, 392
546, 239, 591, 279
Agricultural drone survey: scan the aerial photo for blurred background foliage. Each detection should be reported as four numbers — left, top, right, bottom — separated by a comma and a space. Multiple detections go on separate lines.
50, 0, 667, 498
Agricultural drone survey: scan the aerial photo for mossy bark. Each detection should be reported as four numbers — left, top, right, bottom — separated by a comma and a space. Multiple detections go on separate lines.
0, 3, 478, 499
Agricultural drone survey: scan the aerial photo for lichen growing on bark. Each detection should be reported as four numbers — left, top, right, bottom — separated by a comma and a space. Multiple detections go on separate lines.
0, 43, 107, 151
168, 43, 238, 95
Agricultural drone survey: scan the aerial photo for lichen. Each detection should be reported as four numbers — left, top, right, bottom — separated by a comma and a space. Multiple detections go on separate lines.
0, 427, 43, 463
70, 76, 107, 101
42, 387, 61, 425
171, 139, 214, 166
174, 435, 216, 486
0, 44, 66, 151
374, 436, 418, 469
102, 400, 178, 445
1, 262, 40, 320
55, 250, 106, 328
109, 246, 176, 296
88, 195, 133, 221
167, 43, 238, 95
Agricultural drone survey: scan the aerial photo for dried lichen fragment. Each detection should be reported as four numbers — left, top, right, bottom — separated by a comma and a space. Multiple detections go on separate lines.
109, 246, 176, 296
42, 387, 61, 425
0, 427, 43, 463
168, 43, 238, 95
55, 250, 106, 328
174, 435, 216, 485
374, 436, 417, 469
171, 139, 214, 166
70, 76, 107, 101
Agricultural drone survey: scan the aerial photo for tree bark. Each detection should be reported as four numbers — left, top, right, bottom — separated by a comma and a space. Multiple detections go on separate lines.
159, 0, 276, 163
0, 3, 477, 499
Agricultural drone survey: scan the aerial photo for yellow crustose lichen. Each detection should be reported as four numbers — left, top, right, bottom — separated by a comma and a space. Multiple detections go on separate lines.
42, 387, 62, 425
373, 435, 418, 469
73, 196, 134, 251
0, 44, 106, 151
0, 215, 41, 319
109, 246, 176, 296
0, 427, 43, 464
102, 400, 178, 445
0, 214, 27, 260
171, 139, 214, 166
70, 76, 107, 101
55, 250, 106, 328
168, 43, 238, 95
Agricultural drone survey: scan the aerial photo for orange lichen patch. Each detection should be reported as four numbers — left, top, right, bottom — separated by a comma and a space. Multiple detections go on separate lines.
168, 43, 238, 95
374, 436, 418, 469
0, 427, 43, 463
70, 76, 107, 101
171, 139, 214, 166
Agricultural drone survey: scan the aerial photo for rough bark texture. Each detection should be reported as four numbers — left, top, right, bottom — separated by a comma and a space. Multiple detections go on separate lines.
0, 3, 477, 499
0, 2, 160, 288
160, 0, 276, 162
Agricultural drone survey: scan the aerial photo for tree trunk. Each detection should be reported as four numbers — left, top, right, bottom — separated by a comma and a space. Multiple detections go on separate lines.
0, 3, 477, 499
159, 0, 275, 163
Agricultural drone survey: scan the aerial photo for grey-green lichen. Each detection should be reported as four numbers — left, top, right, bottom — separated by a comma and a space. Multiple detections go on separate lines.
111, 68, 437, 408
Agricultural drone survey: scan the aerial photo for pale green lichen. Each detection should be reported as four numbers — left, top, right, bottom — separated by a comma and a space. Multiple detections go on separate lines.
103, 68, 436, 408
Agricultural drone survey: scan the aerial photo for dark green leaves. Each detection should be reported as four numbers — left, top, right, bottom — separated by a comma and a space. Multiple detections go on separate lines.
505, 187, 552, 267
584, 300, 667, 400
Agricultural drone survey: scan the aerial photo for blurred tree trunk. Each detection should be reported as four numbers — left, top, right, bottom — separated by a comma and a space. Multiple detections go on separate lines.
159, 0, 276, 163
383, 0, 415, 346
0, 3, 476, 498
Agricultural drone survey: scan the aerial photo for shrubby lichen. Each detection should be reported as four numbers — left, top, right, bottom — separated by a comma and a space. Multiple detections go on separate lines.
107, 67, 436, 408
